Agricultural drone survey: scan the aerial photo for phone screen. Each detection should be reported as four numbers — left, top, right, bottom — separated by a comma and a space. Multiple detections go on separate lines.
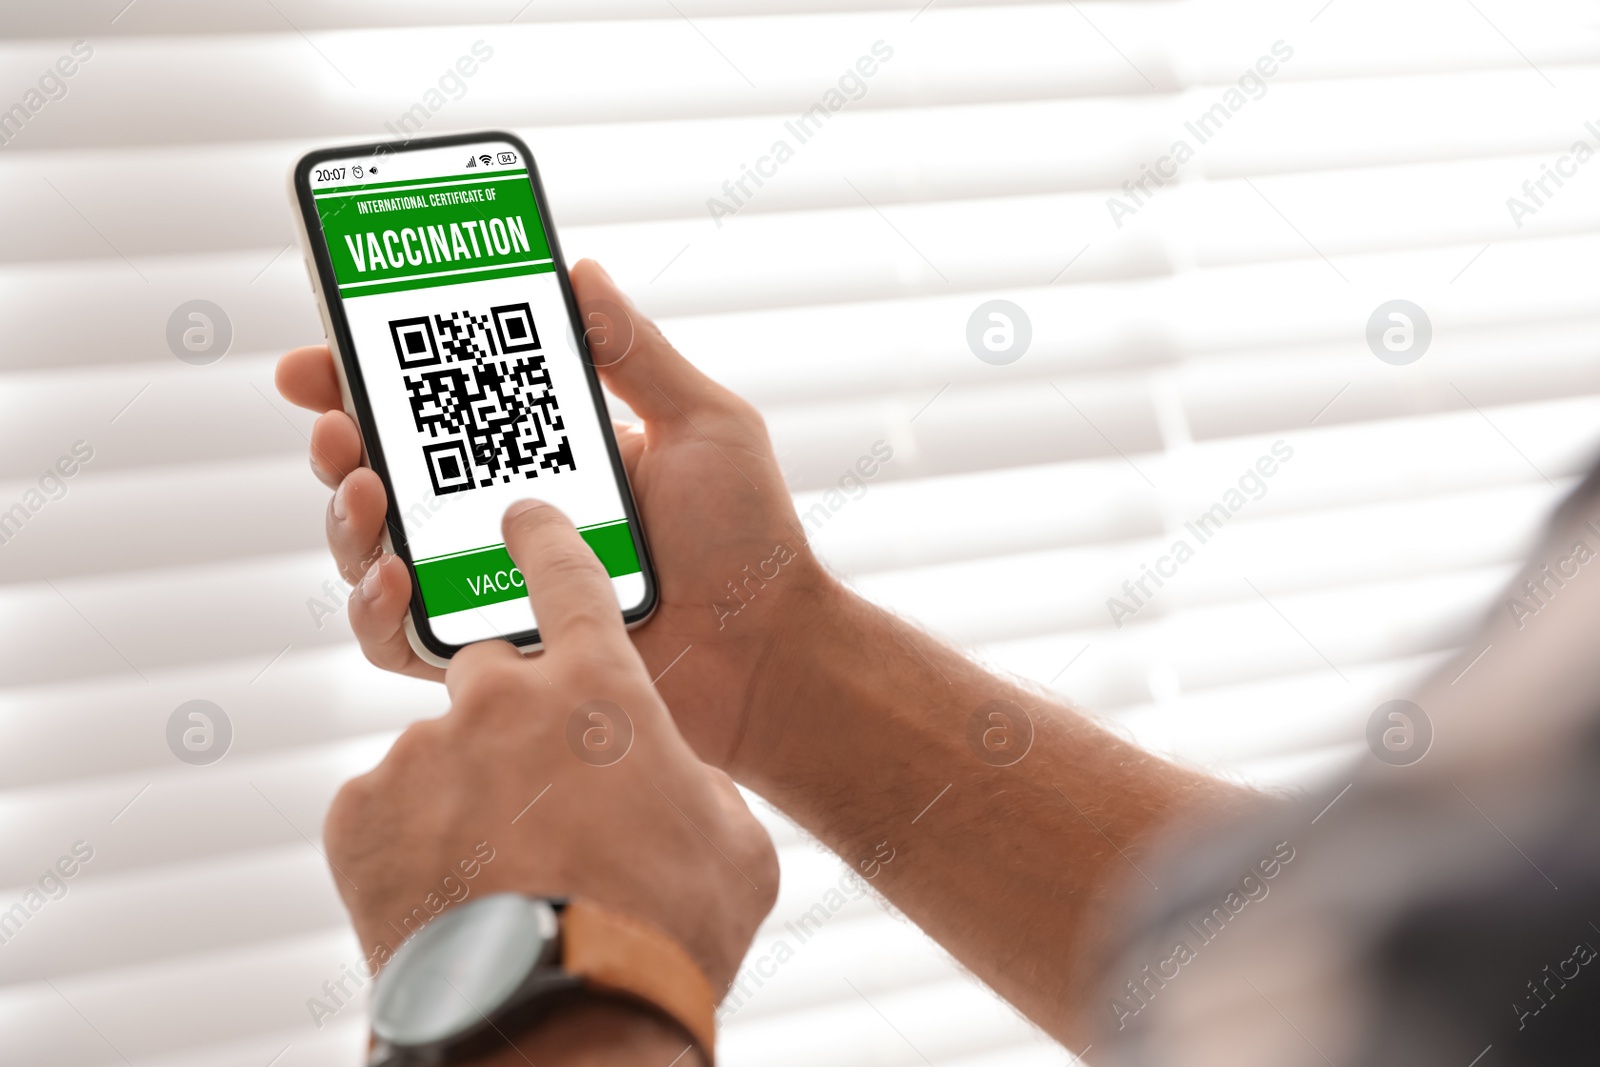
297, 135, 652, 652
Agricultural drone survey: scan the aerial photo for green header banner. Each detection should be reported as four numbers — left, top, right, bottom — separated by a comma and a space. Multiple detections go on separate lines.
313, 170, 553, 297
413, 520, 641, 618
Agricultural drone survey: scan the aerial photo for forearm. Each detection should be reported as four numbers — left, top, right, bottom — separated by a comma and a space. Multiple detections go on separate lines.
467, 998, 705, 1067
735, 579, 1262, 1043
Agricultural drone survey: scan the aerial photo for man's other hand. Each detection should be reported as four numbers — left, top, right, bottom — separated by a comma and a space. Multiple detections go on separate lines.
321, 499, 779, 997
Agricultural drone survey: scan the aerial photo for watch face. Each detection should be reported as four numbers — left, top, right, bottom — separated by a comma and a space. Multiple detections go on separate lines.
373, 893, 559, 1047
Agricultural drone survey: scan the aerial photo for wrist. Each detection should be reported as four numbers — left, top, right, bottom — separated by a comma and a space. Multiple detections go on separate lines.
731, 560, 840, 786
364, 895, 727, 1067
463, 995, 705, 1067
732, 573, 893, 794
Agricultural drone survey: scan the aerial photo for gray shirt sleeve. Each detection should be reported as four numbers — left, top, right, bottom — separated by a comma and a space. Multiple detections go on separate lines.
1095, 464, 1600, 1067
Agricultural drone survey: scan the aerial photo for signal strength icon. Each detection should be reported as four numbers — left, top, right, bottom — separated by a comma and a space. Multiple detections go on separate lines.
465, 155, 477, 168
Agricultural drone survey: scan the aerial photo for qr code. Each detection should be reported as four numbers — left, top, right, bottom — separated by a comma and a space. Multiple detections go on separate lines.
387, 302, 576, 496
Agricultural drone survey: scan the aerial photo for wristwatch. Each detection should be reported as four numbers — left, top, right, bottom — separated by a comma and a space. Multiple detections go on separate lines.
366, 893, 717, 1066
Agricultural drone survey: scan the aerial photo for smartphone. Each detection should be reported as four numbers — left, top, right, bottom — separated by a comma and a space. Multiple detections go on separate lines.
290, 131, 655, 665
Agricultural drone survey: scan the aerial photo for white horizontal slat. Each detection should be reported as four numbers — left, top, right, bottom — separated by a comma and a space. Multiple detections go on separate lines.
0, 0, 1060, 37
0, 551, 356, 689
0, 845, 344, 986
1110, 653, 1451, 767
559, 191, 1600, 319
105, 1023, 365, 1067
0, 253, 322, 374
859, 535, 1514, 656
0, 732, 384, 889
0, 8, 1167, 152
722, 914, 957, 1023
5, 0, 1597, 70
944, 561, 1512, 718
721, 975, 1052, 1067
0, 455, 328, 582
0, 646, 428, 792
1232, 739, 1365, 790
0, 929, 363, 1067
802, 431, 1584, 579
794, 396, 1600, 577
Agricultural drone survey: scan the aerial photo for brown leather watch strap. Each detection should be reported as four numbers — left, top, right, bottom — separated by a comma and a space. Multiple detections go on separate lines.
561, 899, 717, 1064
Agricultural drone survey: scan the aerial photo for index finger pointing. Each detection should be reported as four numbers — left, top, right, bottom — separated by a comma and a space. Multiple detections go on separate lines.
502, 500, 631, 657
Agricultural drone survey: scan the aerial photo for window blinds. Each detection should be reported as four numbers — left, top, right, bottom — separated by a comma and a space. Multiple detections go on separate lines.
2, 1, 1597, 1064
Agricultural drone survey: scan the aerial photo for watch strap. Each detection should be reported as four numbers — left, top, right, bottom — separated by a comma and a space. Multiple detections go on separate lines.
562, 899, 717, 1064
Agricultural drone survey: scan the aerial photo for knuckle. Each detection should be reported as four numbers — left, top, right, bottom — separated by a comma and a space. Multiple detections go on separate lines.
341, 552, 376, 588
327, 772, 372, 818
740, 826, 781, 910
701, 390, 763, 431
559, 602, 617, 639
385, 716, 446, 768
358, 641, 390, 671
359, 631, 409, 672
540, 545, 606, 585
730, 396, 768, 433
451, 658, 526, 712
643, 316, 674, 351
551, 645, 624, 687
323, 774, 377, 856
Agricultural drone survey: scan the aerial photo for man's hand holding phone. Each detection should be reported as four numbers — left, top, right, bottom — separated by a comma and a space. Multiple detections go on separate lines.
276, 259, 832, 772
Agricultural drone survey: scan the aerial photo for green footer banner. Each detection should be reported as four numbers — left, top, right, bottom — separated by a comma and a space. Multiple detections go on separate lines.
413, 520, 640, 617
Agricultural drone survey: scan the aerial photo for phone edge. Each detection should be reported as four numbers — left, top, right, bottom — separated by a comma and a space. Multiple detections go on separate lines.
286, 131, 658, 664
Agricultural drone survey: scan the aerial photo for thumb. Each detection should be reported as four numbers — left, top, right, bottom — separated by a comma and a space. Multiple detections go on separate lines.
570, 259, 732, 425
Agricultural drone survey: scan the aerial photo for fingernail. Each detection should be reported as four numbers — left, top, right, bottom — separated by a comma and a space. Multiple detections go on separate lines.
332, 479, 349, 521
504, 499, 547, 521
361, 557, 383, 598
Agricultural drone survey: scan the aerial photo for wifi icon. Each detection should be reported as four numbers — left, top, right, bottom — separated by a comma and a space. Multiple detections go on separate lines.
479, 154, 493, 166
